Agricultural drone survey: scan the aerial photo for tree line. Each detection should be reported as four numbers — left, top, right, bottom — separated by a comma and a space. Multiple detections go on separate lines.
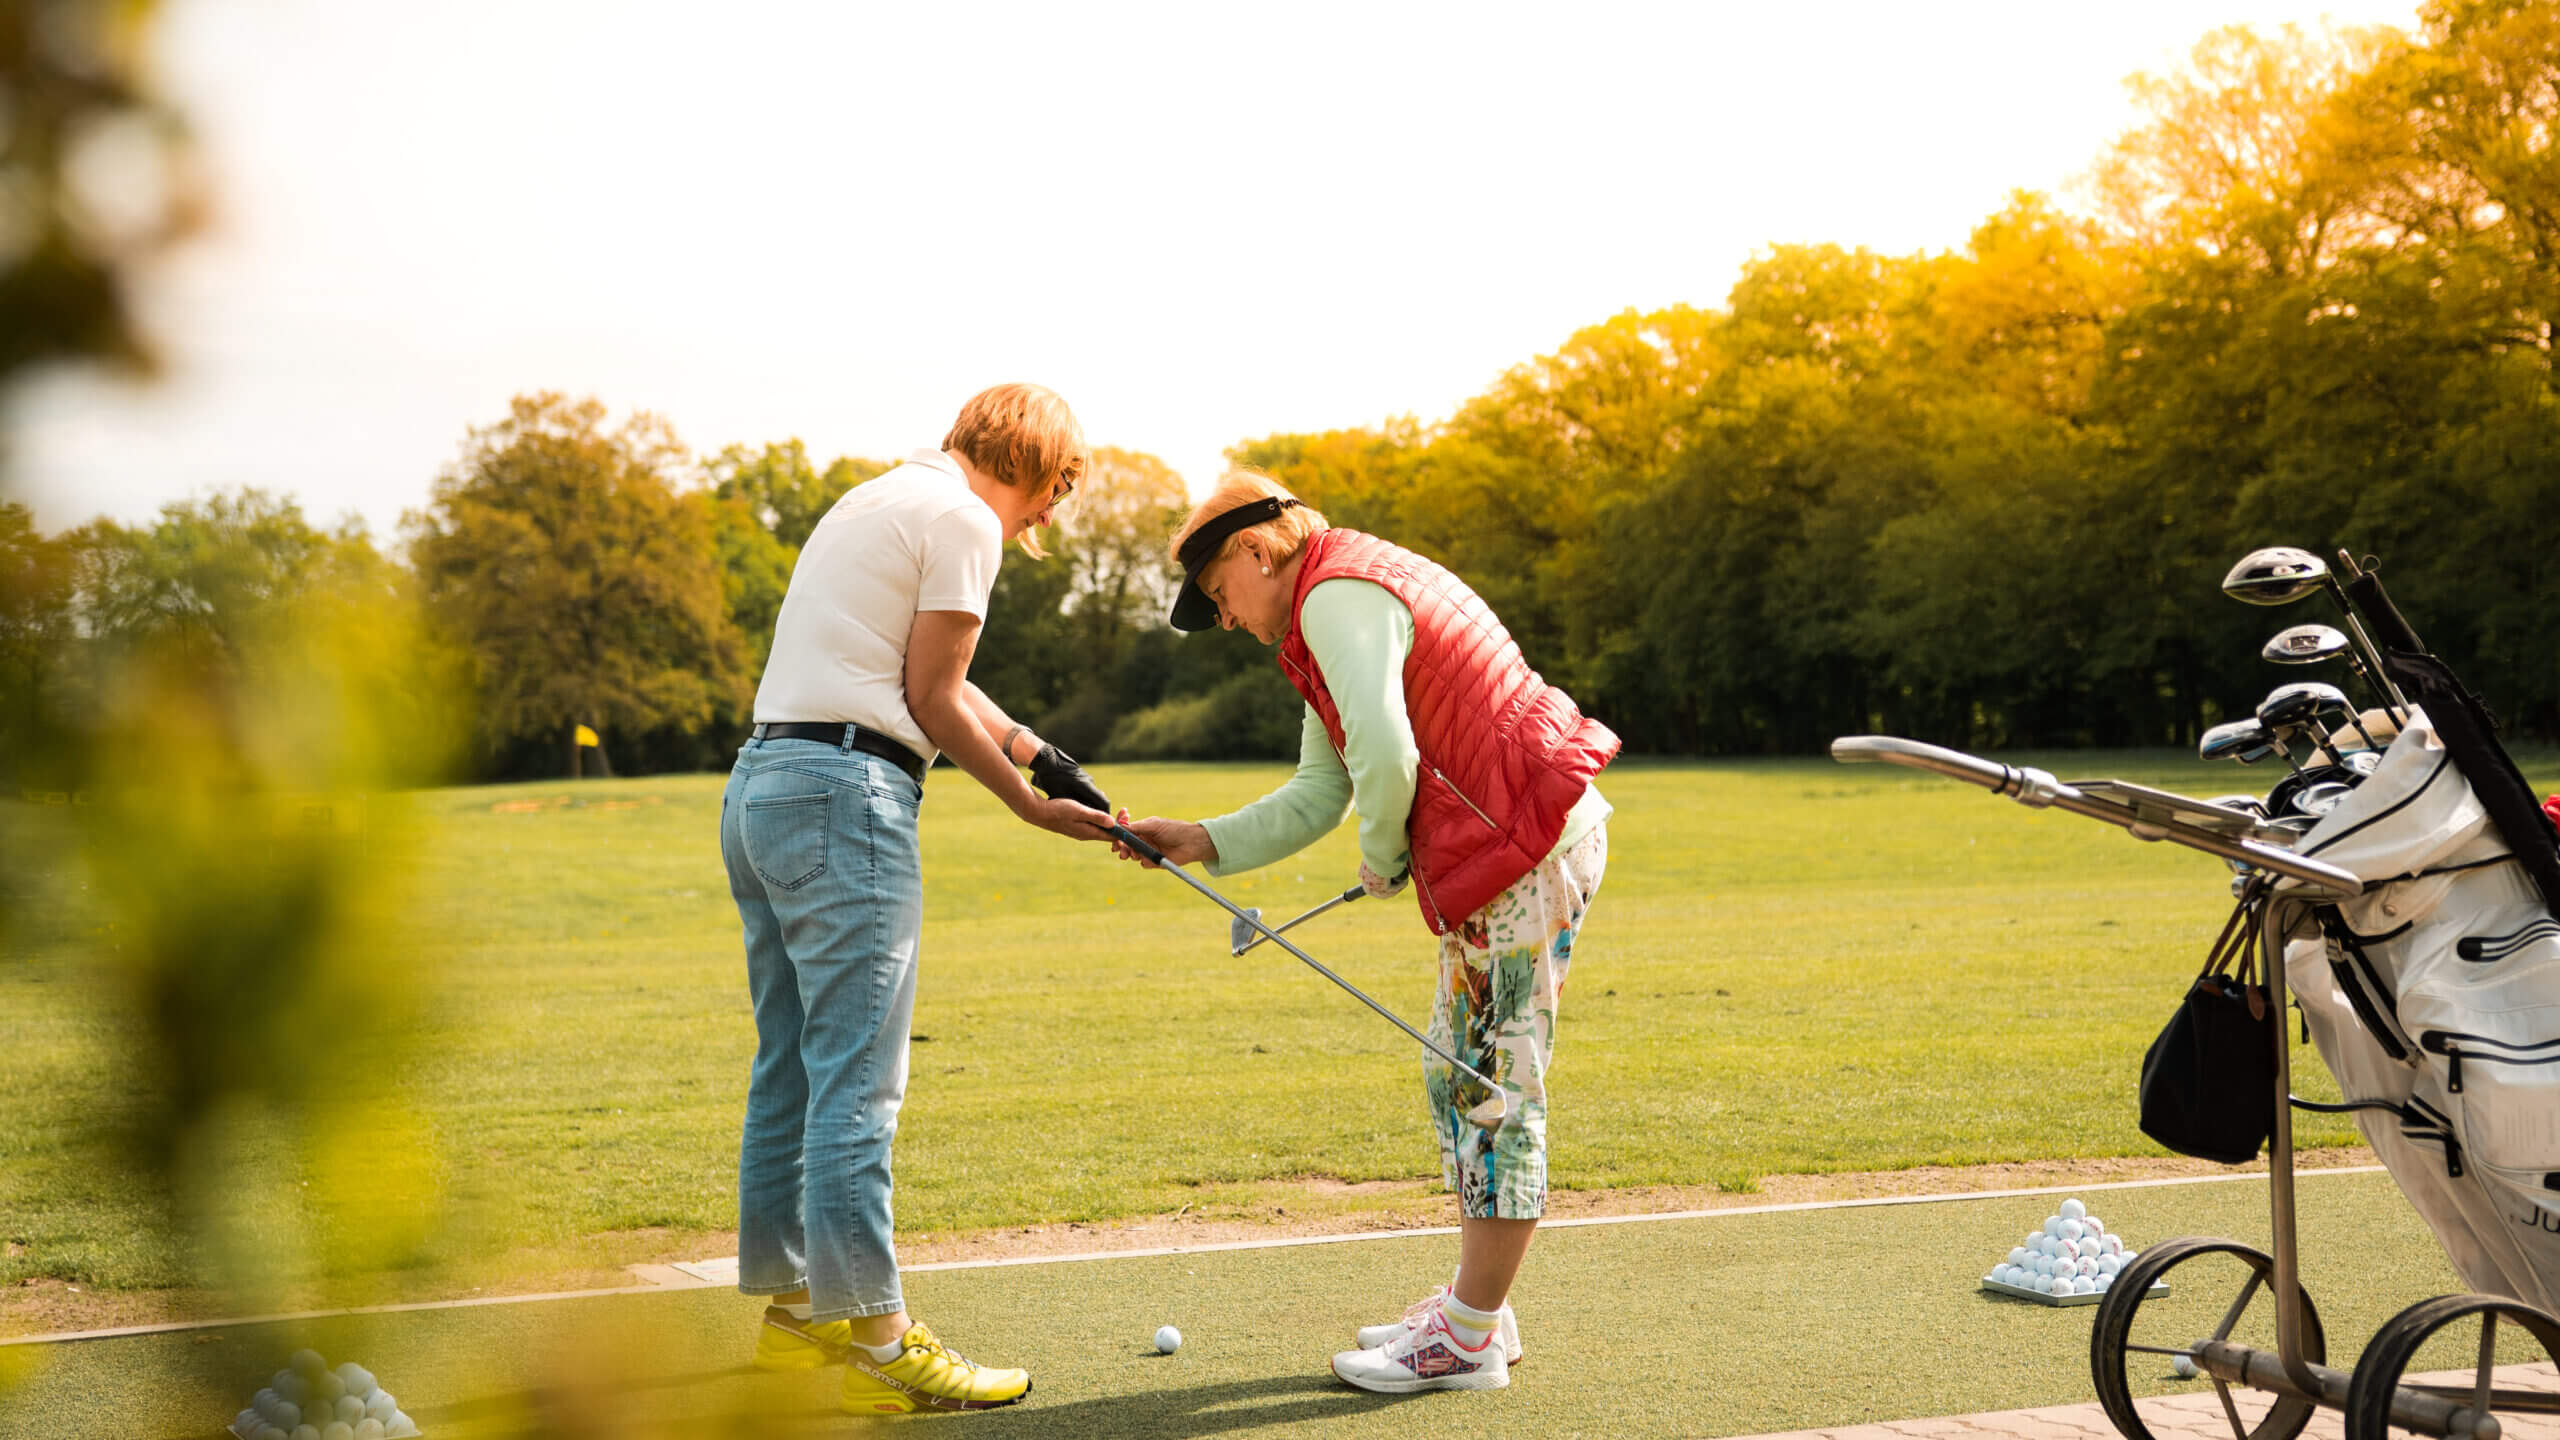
9, 3, 2559, 785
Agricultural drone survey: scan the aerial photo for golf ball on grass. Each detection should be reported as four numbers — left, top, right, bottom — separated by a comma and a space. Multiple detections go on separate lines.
2173, 1354, 2199, 1379
1154, 1325, 1181, 1354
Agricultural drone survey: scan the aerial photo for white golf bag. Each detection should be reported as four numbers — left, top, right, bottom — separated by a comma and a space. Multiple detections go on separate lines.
2281, 709, 2560, 1313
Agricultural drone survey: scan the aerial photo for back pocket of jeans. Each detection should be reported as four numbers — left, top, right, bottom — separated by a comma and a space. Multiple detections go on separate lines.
742, 790, 829, 890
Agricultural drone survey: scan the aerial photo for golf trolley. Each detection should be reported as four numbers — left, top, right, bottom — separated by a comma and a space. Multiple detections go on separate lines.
1834, 547, 2560, 1440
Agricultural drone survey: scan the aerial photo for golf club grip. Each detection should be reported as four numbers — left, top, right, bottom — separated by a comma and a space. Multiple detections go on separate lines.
1110, 824, 1168, 867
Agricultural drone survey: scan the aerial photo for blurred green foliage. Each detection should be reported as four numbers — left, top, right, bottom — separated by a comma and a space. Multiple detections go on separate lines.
0, 0, 469, 1342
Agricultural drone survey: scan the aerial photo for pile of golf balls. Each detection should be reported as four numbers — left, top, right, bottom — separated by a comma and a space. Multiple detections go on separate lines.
1986, 1197, 2140, 1298
229, 1349, 420, 1440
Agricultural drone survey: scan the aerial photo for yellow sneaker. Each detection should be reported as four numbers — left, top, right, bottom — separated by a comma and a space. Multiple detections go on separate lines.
753, 1306, 853, 1371
839, 1322, 1031, 1414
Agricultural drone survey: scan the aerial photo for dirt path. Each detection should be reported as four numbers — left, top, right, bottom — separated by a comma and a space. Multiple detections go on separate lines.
2, 1147, 2379, 1340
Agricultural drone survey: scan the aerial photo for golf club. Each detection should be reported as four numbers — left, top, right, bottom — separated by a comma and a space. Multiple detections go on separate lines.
2200, 717, 2300, 773
2259, 681, 2375, 758
1110, 825, 1509, 1130
1230, 882, 1366, 956
2308, 687, 2381, 753
2220, 546, 2412, 718
2263, 622, 2396, 737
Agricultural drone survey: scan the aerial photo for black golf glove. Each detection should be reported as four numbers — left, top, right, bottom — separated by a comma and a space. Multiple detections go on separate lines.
1029, 742, 1109, 812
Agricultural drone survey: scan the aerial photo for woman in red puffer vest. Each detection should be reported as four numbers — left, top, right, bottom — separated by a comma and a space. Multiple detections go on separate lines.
1112, 473, 1618, 1396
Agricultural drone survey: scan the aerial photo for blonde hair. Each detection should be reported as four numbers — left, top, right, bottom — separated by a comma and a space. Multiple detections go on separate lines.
1169, 471, 1329, 570
944, 383, 1087, 559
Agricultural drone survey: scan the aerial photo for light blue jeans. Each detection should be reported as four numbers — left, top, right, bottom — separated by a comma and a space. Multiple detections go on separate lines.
721, 735, 924, 1320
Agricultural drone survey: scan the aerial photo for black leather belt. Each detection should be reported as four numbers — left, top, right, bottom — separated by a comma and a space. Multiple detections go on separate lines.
750, 722, 927, 785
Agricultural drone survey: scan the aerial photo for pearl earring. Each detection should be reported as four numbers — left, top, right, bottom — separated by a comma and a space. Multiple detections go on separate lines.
1261, 566, 1270, 575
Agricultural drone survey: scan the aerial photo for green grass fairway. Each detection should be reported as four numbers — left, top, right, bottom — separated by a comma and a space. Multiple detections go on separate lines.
0, 1172, 2481, 1438
8, 752, 2558, 1299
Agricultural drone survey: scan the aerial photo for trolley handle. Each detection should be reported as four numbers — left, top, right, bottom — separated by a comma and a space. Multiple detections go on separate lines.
1831, 735, 2363, 898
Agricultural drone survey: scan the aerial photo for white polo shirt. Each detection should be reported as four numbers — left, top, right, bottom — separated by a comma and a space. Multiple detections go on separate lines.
751, 449, 1003, 763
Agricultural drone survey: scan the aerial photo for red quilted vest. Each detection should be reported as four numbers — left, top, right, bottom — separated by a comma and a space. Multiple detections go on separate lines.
1275, 529, 1620, 935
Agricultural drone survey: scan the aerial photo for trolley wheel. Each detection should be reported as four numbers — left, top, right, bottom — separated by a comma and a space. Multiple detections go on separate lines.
2342, 1293, 2560, 1440
2090, 1235, 2326, 1440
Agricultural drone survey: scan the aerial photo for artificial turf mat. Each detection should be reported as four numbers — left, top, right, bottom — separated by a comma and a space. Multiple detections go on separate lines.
0, 1170, 2472, 1440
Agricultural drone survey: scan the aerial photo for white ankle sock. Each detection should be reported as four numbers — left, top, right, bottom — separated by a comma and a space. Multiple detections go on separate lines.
855, 1337, 904, 1363
780, 1302, 813, 1320
1440, 1293, 1499, 1344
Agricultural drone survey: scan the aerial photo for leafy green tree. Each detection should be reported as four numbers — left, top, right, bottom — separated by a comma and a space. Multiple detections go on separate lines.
408, 393, 748, 776
703, 491, 794, 679
1228, 419, 1427, 536
0, 502, 77, 785
1060, 446, 1188, 653
707, 439, 886, 552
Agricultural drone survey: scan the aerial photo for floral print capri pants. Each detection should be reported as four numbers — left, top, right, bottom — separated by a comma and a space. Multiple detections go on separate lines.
1423, 822, 1607, 1219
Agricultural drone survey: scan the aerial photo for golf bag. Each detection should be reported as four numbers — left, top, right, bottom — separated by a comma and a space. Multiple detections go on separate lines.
2280, 710, 2560, 1314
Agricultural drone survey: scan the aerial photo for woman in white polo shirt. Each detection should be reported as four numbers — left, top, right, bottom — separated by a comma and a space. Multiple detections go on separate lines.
722, 383, 1114, 1415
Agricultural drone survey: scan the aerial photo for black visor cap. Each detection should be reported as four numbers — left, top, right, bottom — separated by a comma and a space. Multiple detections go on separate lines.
1168, 497, 1300, 632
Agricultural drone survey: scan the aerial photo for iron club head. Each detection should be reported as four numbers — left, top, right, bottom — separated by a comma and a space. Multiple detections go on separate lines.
1228, 907, 1263, 956
2264, 623, 2351, 665
2200, 718, 2276, 763
2223, 546, 2331, 606
1461, 1089, 1509, 1131
2256, 681, 2342, 735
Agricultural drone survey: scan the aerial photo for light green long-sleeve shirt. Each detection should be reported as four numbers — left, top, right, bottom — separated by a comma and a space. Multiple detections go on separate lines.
1201, 577, 1610, 883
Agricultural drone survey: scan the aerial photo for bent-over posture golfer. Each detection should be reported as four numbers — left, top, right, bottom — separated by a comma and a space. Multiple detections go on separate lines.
723, 383, 1114, 1414
1112, 473, 1618, 1393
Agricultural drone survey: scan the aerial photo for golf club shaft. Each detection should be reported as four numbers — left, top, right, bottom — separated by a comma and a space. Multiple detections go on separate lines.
1234, 884, 1365, 956
2322, 577, 2412, 718
1112, 826, 1499, 1092
2342, 655, 2402, 733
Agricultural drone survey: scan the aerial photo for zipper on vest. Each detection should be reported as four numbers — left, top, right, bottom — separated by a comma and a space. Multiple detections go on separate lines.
1427, 763, 1499, 831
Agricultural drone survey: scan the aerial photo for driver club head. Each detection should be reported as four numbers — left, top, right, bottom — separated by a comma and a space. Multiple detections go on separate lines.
2224, 546, 2332, 606
1228, 906, 1263, 956
2264, 623, 2351, 665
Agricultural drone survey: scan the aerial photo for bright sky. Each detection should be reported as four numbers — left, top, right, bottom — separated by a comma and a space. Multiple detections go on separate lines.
6, 0, 2422, 540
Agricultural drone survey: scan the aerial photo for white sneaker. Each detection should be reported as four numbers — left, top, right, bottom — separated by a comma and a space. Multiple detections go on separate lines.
1355, 1287, 1523, 1365
1330, 1302, 1509, 1393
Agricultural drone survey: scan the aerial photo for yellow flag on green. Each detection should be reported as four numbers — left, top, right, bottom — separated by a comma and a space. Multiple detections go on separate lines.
574, 724, 600, 748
